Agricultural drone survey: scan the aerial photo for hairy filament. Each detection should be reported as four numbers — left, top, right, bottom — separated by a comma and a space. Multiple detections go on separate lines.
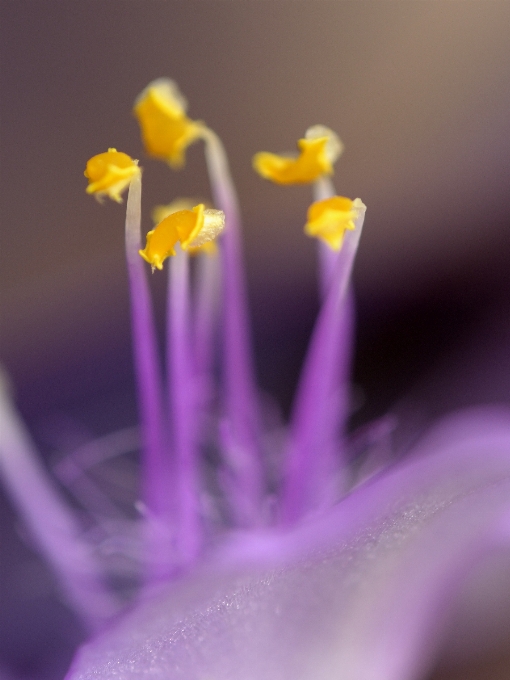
124, 175, 172, 582
312, 175, 356, 482
201, 128, 264, 527
280, 200, 366, 524
168, 246, 202, 566
0, 373, 118, 629
193, 249, 220, 407
313, 175, 340, 296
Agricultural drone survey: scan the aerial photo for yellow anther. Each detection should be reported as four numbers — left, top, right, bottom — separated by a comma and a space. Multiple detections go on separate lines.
179, 205, 225, 251
152, 198, 198, 226
134, 79, 205, 169
304, 196, 356, 251
151, 199, 220, 257
187, 240, 218, 256
139, 204, 225, 269
139, 217, 179, 270
84, 148, 140, 203
253, 126, 342, 185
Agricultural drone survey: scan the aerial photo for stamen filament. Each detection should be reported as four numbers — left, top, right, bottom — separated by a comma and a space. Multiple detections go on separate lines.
124, 174, 172, 581
313, 175, 339, 296
201, 128, 264, 527
168, 246, 202, 566
280, 199, 366, 525
0, 373, 118, 629
193, 249, 220, 403
312, 176, 357, 481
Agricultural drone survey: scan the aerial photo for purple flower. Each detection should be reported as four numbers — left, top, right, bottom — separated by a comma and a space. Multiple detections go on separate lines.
2, 79, 510, 680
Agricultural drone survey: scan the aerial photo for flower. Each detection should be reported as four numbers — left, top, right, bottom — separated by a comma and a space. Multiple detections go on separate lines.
2, 79, 510, 680
64, 407, 510, 680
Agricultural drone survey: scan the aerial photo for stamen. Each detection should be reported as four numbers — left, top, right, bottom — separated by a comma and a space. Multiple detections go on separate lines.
305, 125, 343, 165
201, 127, 265, 527
252, 126, 342, 185
134, 81, 265, 527
304, 196, 357, 251
122, 173, 173, 582
168, 245, 202, 566
0, 370, 119, 629
152, 198, 199, 224
84, 148, 140, 203
152, 200, 221, 256
280, 199, 367, 525
134, 79, 205, 168
139, 217, 179, 271
139, 205, 224, 270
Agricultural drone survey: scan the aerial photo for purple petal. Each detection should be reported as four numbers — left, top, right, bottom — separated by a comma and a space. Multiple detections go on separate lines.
66, 407, 510, 680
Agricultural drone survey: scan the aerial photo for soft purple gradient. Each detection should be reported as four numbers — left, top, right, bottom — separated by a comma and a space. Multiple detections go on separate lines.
0, 375, 117, 631
281, 202, 365, 523
1, 6, 510, 673
125, 175, 172, 581
66, 408, 510, 680
203, 130, 264, 527
193, 251, 220, 392
168, 247, 201, 567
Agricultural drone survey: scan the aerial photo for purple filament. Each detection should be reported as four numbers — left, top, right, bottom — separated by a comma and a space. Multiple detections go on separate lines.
124, 175, 172, 581
203, 131, 264, 527
168, 247, 202, 566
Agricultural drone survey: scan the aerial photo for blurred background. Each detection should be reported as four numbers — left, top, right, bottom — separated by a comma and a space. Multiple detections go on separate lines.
2, 2, 510, 678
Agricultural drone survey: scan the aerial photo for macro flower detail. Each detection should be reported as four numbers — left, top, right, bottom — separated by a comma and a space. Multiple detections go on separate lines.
84, 148, 140, 202
134, 78, 206, 168
252, 125, 343, 184
305, 196, 358, 251
139, 204, 225, 269
152, 197, 203, 224
2, 76, 510, 680
152, 199, 219, 256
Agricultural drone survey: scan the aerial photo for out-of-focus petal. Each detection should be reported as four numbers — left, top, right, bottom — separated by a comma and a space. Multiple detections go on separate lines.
66, 407, 510, 680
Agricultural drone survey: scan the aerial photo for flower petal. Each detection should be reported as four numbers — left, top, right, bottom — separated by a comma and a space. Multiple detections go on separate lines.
67, 407, 510, 680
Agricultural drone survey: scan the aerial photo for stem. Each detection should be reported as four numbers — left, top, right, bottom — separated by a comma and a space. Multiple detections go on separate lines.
125, 174, 172, 581
202, 129, 263, 527
168, 246, 202, 566
0, 373, 118, 630
280, 200, 366, 525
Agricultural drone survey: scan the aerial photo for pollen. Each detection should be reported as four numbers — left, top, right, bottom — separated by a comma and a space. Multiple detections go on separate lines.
181, 205, 225, 251
134, 79, 205, 169
304, 196, 356, 251
151, 199, 222, 256
152, 198, 199, 226
252, 126, 343, 185
139, 204, 225, 269
84, 148, 140, 203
